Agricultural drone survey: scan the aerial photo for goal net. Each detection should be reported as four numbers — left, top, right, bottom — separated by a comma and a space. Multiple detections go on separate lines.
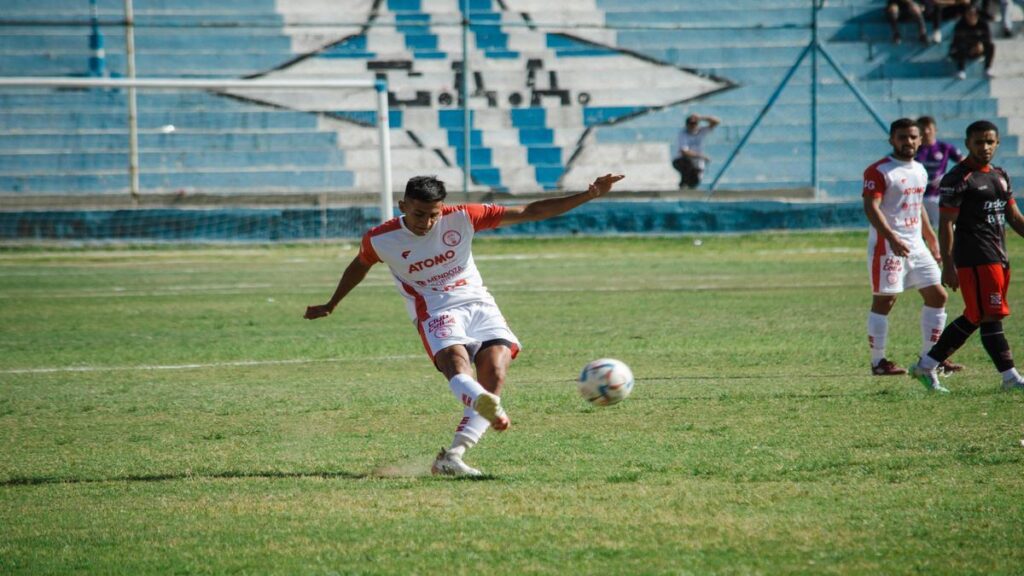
0, 76, 393, 242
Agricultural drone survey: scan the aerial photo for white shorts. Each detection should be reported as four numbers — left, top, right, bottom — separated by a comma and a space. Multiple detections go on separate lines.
416, 301, 521, 362
868, 241, 941, 295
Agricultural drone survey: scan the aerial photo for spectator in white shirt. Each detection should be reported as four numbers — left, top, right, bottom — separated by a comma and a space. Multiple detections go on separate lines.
672, 114, 720, 189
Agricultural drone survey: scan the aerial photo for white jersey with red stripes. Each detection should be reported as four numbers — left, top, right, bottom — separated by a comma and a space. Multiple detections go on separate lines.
358, 204, 505, 322
862, 155, 940, 294
862, 155, 929, 249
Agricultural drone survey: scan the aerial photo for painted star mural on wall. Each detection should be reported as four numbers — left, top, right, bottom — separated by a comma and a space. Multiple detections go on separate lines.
231, 0, 734, 193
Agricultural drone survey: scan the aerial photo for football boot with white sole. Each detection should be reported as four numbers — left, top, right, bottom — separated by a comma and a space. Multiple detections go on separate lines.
473, 392, 510, 431
909, 362, 950, 393
431, 448, 482, 477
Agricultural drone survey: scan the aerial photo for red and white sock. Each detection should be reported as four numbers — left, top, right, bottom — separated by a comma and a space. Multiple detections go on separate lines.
449, 408, 491, 458
448, 373, 487, 409
920, 306, 946, 358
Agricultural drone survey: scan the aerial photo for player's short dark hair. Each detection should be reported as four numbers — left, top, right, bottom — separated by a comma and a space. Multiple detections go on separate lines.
965, 120, 999, 139
404, 175, 447, 203
916, 116, 936, 128
889, 118, 918, 136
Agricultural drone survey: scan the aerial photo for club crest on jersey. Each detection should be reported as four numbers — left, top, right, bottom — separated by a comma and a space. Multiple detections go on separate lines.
442, 230, 462, 247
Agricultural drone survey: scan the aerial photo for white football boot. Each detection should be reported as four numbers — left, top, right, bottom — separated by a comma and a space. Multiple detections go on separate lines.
909, 361, 950, 393
472, 392, 510, 431
431, 448, 482, 477
1001, 376, 1024, 391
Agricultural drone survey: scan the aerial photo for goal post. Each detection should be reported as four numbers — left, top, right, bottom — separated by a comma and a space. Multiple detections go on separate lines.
0, 76, 394, 224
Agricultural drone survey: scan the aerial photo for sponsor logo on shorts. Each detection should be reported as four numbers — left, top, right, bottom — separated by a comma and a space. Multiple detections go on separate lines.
989, 292, 1003, 307
883, 257, 903, 272
428, 314, 455, 338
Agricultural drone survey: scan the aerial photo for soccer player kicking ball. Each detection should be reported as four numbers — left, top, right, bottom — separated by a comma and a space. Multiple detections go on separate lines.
862, 118, 962, 379
911, 120, 1024, 392
305, 173, 625, 476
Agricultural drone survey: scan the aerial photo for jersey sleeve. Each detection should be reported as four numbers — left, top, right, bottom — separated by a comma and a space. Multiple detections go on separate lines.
862, 165, 885, 198
938, 169, 966, 213
948, 143, 964, 163
461, 204, 507, 231
357, 231, 381, 266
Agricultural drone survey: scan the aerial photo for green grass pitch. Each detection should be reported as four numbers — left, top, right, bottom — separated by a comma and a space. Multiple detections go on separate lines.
1, 232, 1023, 574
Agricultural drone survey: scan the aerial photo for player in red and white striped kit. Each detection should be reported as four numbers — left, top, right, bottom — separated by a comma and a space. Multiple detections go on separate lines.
862, 118, 962, 380
305, 173, 625, 476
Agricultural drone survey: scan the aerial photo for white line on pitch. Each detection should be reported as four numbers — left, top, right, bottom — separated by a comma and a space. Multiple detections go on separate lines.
1, 355, 422, 375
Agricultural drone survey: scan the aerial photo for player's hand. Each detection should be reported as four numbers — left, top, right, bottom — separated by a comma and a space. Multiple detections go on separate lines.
304, 304, 333, 320
588, 173, 625, 198
889, 237, 911, 258
941, 266, 959, 292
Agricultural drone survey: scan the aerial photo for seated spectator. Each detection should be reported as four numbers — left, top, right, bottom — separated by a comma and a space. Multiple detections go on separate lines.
923, 0, 972, 42
949, 6, 996, 79
887, 0, 930, 44
914, 116, 962, 227
672, 114, 719, 189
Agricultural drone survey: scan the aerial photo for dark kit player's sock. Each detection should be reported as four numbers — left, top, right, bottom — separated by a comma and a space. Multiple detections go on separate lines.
980, 321, 1015, 372
926, 315, 978, 363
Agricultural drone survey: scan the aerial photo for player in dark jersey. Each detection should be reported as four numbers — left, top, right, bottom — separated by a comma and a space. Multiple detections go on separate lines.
911, 120, 1024, 391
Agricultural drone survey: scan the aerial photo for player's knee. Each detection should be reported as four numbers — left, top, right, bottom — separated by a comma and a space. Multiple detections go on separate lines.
981, 313, 1008, 324
924, 289, 947, 308
871, 296, 898, 314
434, 345, 472, 378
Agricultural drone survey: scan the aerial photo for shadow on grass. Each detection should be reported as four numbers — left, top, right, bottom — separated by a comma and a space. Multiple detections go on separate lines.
0, 469, 367, 487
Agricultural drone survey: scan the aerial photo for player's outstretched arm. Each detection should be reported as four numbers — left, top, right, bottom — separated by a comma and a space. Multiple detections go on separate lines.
499, 174, 625, 227
304, 255, 373, 320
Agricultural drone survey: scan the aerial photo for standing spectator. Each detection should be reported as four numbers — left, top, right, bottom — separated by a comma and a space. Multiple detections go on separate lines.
671, 113, 719, 189
996, 0, 1024, 36
949, 6, 996, 79
887, 0, 930, 44
915, 116, 963, 227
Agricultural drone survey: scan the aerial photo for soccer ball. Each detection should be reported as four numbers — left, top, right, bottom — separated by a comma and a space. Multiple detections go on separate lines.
578, 358, 634, 406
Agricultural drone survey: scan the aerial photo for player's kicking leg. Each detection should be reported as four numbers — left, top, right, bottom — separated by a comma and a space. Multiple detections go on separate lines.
431, 346, 512, 477
431, 404, 497, 477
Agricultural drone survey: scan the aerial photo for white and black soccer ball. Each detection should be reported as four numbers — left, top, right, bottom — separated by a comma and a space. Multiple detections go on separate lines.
578, 358, 634, 406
